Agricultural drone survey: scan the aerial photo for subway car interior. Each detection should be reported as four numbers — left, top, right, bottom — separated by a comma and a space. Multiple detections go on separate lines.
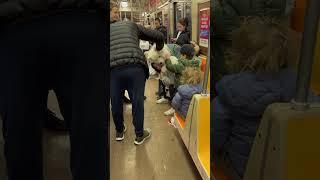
0, 0, 210, 180
1, 0, 319, 180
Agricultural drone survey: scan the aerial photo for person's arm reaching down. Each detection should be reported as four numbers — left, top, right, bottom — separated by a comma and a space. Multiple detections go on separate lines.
165, 59, 184, 74
137, 24, 164, 50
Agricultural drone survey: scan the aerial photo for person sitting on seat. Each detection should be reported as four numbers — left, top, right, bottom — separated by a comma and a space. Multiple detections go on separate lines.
171, 67, 203, 118
171, 18, 190, 46
163, 44, 201, 116
212, 17, 300, 178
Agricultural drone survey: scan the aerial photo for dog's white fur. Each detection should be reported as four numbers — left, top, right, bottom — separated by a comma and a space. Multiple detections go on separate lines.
144, 44, 179, 65
144, 44, 178, 86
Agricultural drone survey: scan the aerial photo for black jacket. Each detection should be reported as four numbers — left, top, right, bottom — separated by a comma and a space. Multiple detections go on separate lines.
110, 21, 164, 79
174, 30, 190, 46
156, 25, 167, 41
0, 0, 105, 23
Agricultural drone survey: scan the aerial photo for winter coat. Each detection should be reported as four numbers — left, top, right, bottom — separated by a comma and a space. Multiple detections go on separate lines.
172, 84, 203, 118
165, 56, 201, 87
174, 30, 190, 46
110, 21, 165, 79
212, 68, 297, 177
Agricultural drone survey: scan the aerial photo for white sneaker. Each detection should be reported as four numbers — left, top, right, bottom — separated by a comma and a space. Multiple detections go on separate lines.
156, 98, 169, 104
164, 108, 175, 116
168, 117, 177, 128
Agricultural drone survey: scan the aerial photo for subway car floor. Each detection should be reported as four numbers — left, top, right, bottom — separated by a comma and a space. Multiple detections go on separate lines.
0, 78, 201, 180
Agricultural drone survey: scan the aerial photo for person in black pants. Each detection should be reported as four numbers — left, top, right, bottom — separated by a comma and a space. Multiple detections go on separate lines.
151, 63, 168, 100
2, 98, 66, 132
110, 2, 164, 145
0, 2, 108, 180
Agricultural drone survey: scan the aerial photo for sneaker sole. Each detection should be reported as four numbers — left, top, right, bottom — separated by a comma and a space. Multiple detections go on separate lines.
116, 136, 124, 141
115, 125, 127, 141
164, 111, 175, 116
134, 132, 151, 145
156, 101, 169, 104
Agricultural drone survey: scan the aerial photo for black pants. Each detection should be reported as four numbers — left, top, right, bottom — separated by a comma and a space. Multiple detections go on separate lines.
157, 80, 167, 97
110, 65, 146, 137
151, 63, 172, 99
169, 85, 177, 102
0, 11, 108, 180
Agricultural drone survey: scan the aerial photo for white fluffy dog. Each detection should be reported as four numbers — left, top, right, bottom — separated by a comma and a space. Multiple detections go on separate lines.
144, 44, 179, 87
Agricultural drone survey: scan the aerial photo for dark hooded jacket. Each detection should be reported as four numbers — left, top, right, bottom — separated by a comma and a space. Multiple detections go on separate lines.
212, 68, 297, 177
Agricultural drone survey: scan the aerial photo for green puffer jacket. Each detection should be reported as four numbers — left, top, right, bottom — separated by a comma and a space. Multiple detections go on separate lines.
165, 56, 201, 87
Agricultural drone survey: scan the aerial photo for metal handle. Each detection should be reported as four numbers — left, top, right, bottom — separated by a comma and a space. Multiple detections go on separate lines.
292, 0, 320, 110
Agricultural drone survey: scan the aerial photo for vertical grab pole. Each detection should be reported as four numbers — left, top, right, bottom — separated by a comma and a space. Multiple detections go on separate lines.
202, 35, 210, 95
292, 0, 320, 110
167, 1, 171, 43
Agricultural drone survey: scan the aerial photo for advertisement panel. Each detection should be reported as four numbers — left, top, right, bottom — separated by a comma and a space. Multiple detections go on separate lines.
199, 8, 210, 48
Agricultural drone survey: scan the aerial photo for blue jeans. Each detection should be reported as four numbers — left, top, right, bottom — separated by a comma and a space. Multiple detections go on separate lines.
110, 65, 146, 137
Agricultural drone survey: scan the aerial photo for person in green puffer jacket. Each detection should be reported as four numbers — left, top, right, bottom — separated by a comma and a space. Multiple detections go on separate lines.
165, 44, 201, 87
163, 44, 201, 116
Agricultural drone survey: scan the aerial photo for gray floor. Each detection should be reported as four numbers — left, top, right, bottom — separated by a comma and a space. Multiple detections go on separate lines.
110, 79, 201, 180
0, 79, 201, 180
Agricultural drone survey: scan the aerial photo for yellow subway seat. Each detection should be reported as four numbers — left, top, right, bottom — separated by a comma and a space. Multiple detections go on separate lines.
285, 115, 320, 180
195, 95, 211, 176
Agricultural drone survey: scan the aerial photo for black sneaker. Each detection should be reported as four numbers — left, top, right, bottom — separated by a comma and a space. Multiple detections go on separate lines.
115, 124, 127, 141
134, 129, 151, 145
